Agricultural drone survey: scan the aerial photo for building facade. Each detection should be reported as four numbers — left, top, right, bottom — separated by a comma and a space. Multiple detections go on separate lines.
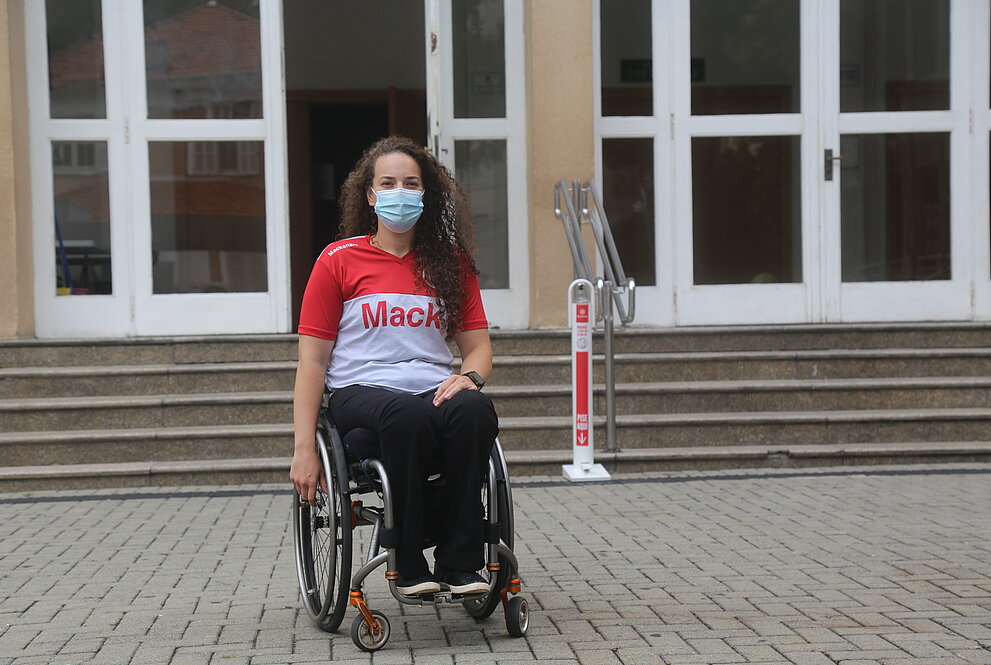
2, 0, 988, 339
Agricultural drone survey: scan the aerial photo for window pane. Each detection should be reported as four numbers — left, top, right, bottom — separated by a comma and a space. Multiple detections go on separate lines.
691, 0, 800, 115
46, 0, 106, 119
455, 140, 508, 289
143, 1, 262, 119
149, 141, 267, 294
53, 141, 111, 295
841, 133, 949, 282
602, 138, 655, 286
453, 0, 505, 118
601, 0, 652, 116
692, 136, 802, 285
841, 0, 949, 113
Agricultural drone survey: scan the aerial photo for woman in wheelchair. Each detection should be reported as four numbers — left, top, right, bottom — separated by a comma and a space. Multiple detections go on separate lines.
290, 136, 499, 599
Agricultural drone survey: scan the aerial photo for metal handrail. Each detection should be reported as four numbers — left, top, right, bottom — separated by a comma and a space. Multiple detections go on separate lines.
553, 178, 638, 454
553, 179, 636, 325
583, 179, 636, 325
554, 179, 594, 281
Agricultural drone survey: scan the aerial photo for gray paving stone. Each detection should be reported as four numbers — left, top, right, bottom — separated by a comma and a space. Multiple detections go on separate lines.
0, 465, 989, 664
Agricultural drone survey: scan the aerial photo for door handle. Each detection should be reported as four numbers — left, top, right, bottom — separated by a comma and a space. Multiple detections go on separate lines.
824, 149, 843, 181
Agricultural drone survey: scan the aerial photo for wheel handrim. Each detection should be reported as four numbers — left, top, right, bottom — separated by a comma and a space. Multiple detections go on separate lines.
294, 432, 348, 624
309, 485, 340, 619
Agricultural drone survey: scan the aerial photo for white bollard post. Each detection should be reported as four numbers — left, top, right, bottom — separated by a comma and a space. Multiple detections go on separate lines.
563, 279, 611, 482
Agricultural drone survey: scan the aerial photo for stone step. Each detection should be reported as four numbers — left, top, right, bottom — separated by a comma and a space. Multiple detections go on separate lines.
4, 322, 991, 368
6, 375, 991, 432
493, 348, 991, 384
0, 392, 291, 433
498, 377, 991, 416
7, 347, 991, 400
493, 408, 991, 450
604, 322, 991, 354
0, 362, 297, 398
1, 441, 988, 491
5, 407, 991, 467
0, 335, 299, 368
0, 424, 289, 467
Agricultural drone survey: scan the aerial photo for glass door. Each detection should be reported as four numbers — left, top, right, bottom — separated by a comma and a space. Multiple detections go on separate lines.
426, 0, 528, 328
654, 0, 975, 325
671, 0, 816, 325
28, 0, 289, 338
28, 0, 131, 337
597, 0, 673, 326
824, 0, 970, 322
125, 0, 289, 336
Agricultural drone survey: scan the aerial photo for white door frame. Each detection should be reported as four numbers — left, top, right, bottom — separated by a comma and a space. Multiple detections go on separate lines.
27, 1, 132, 337
26, 0, 290, 338
823, 0, 973, 323
592, 0, 676, 327
426, 0, 529, 329
975, 0, 991, 321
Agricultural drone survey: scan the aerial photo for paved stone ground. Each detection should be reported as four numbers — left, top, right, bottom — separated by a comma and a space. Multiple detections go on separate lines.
0, 464, 989, 665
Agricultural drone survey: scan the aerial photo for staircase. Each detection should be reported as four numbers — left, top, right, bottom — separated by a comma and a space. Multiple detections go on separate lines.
2, 323, 990, 490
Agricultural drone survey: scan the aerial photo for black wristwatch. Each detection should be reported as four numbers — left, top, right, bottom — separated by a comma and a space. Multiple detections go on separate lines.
462, 370, 485, 390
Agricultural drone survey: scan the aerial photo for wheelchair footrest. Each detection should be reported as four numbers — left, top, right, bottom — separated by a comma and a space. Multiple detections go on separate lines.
399, 590, 489, 605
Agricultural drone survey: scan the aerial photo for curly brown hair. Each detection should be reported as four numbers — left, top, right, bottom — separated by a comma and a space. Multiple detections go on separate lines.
337, 136, 479, 340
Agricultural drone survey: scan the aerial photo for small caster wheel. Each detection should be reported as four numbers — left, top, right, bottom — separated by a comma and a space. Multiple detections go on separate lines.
350, 610, 390, 652
505, 595, 529, 637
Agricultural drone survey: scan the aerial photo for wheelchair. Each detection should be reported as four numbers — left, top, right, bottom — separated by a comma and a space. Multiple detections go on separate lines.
292, 408, 528, 652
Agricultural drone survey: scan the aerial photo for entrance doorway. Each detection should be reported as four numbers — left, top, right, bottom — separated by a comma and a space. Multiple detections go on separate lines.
598, 0, 982, 326
283, 1, 427, 326
284, 0, 529, 330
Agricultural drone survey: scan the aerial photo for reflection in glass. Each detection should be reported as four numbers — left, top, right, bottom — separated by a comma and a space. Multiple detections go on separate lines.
453, 0, 505, 118
149, 141, 267, 294
455, 140, 508, 289
53, 141, 112, 295
840, 0, 949, 112
692, 136, 802, 285
841, 133, 949, 282
143, 1, 262, 119
46, 0, 106, 119
601, 0, 652, 116
691, 0, 799, 115
602, 139, 655, 286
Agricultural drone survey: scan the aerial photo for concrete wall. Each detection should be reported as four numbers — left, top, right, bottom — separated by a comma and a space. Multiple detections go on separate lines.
525, 0, 594, 328
0, 0, 32, 338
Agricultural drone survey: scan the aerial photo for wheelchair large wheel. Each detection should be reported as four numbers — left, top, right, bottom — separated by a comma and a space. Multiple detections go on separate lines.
464, 439, 515, 620
293, 418, 352, 632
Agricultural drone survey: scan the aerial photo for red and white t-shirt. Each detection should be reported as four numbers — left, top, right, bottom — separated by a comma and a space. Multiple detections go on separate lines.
298, 235, 488, 394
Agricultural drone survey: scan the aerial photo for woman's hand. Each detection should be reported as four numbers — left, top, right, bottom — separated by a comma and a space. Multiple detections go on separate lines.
433, 373, 478, 406
290, 446, 327, 507
437, 328, 493, 406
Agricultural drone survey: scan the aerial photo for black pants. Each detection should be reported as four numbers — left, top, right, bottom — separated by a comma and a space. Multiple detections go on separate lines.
329, 384, 499, 578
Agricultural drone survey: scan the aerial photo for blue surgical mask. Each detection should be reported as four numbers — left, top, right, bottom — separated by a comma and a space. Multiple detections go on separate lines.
373, 188, 424, 233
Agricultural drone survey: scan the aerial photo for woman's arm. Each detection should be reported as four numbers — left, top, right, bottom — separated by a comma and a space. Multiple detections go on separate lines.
432, 328, 493, 406
290, 334, 335, 506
